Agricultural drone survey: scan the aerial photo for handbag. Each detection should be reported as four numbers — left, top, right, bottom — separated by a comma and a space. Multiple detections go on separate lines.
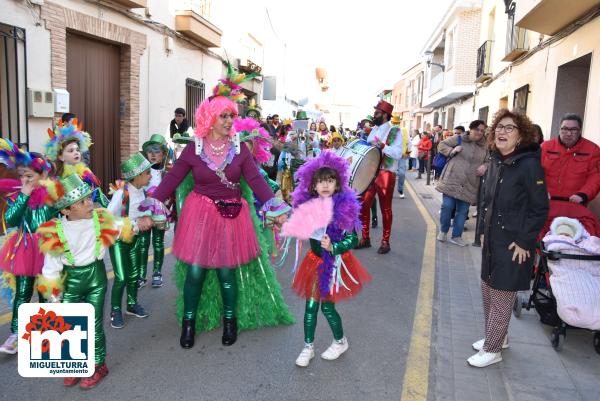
214, 199, 243, 218
432, 135, 462, 172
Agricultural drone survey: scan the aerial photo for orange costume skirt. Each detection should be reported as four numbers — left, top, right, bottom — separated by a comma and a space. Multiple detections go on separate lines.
291, 250, 371, 302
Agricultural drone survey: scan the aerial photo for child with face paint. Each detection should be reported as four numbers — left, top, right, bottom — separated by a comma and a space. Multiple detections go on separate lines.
0, 139, 55, 355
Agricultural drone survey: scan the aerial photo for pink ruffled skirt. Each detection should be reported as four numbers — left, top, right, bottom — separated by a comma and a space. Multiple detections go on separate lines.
0, 231, 44, 276
173, 192, 259, 268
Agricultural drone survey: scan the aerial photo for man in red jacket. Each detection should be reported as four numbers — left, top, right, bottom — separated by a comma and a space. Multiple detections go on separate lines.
541, 113, 600, 235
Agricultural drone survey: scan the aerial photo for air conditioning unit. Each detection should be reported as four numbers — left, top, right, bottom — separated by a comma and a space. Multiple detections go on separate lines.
27, 89, 54, 118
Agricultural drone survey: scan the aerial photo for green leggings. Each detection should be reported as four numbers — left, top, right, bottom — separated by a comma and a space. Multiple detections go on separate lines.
10, 276, 45, 334
304, 298, 344, 344
109, 232, 150, 310
62, 261, 107, 365
182, 264, 236, 320
140, 227, 165, 279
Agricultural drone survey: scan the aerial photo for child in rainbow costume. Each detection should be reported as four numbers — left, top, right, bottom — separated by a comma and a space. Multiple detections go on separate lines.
0, 139, 55, 354
44, 119, 109, 206
35, 174, 134, 389
280, 151, 371, 367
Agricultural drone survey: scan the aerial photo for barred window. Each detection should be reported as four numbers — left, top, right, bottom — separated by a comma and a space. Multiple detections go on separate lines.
185, 78, 205, 128
0, 23, 28, 147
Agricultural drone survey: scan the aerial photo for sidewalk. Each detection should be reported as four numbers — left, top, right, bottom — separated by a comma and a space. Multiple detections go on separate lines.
405, 171, 600, 401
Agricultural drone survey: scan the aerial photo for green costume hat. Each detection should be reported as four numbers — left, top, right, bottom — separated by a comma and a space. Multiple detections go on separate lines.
142, 134, 168, 154
295, 110, 309, 120
54, 174, 94, 210
172, 132, 194, 144
121, 152, 152, 181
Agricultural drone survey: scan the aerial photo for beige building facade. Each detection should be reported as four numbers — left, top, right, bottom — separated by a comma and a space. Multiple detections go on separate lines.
0, 0, 263, 187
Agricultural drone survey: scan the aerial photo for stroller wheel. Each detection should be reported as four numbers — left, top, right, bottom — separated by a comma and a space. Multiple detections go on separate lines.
550, 328, 565, 350
513, 294, 523, 318
594, 332, 600, 355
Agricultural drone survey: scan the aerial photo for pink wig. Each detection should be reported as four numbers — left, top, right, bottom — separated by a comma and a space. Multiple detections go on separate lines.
194, 96, 239, 138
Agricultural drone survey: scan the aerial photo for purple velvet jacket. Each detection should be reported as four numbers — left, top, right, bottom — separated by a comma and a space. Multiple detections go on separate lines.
152, 141, 273, 203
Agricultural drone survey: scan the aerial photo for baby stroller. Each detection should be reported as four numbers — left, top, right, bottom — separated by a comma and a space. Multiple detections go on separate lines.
513, 217, 600, 353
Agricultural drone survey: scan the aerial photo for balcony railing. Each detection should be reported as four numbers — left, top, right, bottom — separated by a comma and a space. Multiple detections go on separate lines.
503, 15, 529, 62
476, 40, 493, 83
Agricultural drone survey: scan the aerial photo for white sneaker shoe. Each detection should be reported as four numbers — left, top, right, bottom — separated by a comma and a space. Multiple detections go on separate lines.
295, 344, 315, 367
399, 192, 405, 199
472, 336, 509, 351
321, 337, 349, 360
437, 232, 447, 242
449, 237, 467, 247
0, 333, 18, 354
467, 350, 502, 367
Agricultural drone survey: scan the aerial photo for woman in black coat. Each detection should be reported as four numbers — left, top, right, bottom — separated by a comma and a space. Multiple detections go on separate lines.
468, 109, 549, 368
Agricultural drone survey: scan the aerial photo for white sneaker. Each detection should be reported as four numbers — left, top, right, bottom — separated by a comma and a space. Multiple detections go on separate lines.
449, 237, 467, 247
399, 193, 405, 199
472, 336, 509, 351
321, 337, 349, 360
437, 232, 447, 242
467, 350, 502, 367
295, 344, 315, 367
0, 333, 18, 354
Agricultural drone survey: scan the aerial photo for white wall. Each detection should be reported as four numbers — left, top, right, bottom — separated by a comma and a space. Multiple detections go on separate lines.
1, 1, 53, 152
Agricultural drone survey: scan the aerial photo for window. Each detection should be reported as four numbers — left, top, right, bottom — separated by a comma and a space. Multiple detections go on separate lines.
447, 107, 455, 130
185, 78, 205, 128
0, 23, 28, 147
513, 84, 529, 114
446, 28, 454, 69
478, 106, 489, 124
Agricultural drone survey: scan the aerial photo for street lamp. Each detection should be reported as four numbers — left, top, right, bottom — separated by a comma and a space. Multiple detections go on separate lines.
424, 50, 445, 71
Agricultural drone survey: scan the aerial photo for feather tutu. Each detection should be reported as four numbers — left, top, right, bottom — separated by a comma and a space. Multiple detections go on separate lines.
281, 197, 333, 240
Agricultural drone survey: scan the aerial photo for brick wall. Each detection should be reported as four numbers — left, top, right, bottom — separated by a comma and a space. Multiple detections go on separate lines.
455, 9, 482, 86
41, 1, 146, 161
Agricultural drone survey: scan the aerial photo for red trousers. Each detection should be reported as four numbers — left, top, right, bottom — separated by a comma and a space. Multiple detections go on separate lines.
360, 170, 396, 242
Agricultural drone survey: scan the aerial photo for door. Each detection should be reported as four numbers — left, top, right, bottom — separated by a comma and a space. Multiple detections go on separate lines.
67, 32, 120, 191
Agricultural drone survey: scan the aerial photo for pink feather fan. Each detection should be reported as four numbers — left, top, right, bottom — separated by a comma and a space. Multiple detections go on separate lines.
281, 196, 333, 240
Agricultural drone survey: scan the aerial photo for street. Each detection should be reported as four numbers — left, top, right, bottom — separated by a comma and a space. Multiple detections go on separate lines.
1, 171, 599, 401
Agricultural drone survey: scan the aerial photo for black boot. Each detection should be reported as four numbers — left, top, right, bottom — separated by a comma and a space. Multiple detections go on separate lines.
180, 319, 195, 349
222, 317, 237, 346
371, 216, 378, 228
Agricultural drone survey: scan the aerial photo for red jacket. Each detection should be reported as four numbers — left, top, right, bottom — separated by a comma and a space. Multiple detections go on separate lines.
541, 137, 600, 203
418, 136, 432, 160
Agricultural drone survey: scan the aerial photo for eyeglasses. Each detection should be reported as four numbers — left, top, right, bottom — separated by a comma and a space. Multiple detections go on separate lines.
560, 127, 580, 134
495, 124, 517, 133
219, 113, 236, 120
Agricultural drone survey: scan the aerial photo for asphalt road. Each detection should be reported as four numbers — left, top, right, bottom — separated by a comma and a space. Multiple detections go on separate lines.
0, 192, 428, 401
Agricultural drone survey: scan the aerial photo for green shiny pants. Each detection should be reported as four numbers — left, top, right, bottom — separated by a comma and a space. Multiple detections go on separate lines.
62, 260, 107, 365
140, 227, 165, 279
303, 298, 344, 344
109, 232, 149, 310
10, 276, 45, 334
182, 264, 236, 320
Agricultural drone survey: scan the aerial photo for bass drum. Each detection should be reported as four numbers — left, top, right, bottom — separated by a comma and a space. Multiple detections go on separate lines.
338, 139, 381, 195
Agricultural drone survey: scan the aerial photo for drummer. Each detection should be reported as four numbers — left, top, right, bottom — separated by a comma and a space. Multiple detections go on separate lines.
356, 100, 404, 255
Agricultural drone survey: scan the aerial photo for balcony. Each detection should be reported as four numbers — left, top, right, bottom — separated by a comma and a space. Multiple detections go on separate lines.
516, 0, 600, 35
476, 40, 493, 83
175, 10, 222, 48
503, 23, 528, 62
108, 0, 147, 8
